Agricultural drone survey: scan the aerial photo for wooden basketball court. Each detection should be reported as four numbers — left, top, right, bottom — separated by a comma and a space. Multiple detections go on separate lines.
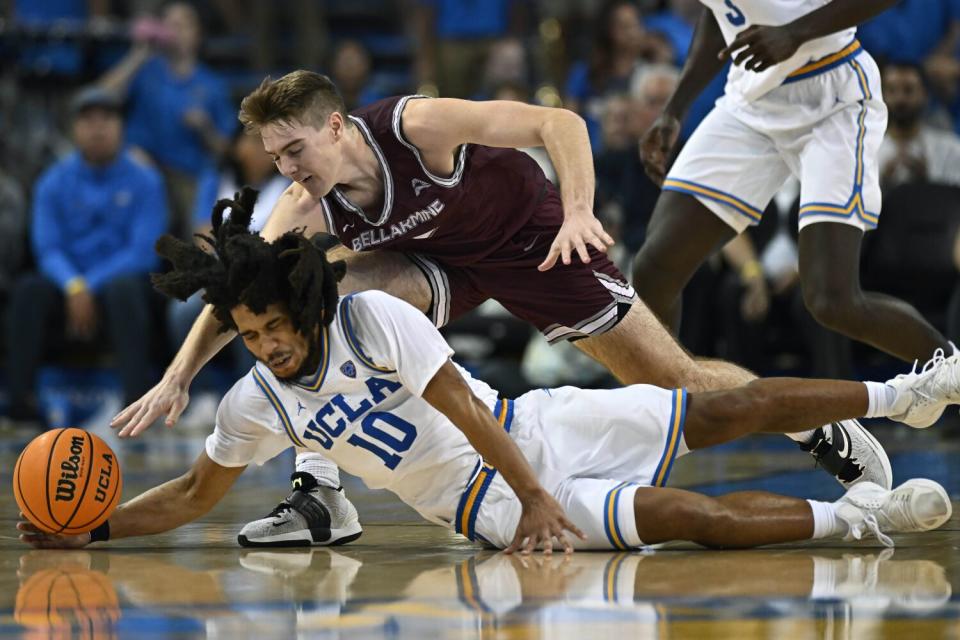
1, 419, 958, 638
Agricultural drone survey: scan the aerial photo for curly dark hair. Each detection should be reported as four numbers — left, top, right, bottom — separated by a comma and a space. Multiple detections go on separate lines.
151, 186, 346, 336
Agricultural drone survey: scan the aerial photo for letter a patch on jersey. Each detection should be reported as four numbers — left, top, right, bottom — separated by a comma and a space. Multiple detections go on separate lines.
412, 178, 431, 197
340, 360, 357, 378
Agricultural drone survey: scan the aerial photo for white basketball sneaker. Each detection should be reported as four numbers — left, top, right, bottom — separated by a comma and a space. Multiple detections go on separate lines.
800, 420, 892, 490
238, 473, 362, 547
887, 350, 960, 429
836, 479, 952, 547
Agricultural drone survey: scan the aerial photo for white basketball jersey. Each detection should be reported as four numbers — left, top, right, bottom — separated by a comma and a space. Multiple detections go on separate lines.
701, 0, 857, 102
206, 290, 500, 527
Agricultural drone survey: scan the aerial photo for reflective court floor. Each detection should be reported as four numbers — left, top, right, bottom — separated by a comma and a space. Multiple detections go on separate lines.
0, 418, 959, 639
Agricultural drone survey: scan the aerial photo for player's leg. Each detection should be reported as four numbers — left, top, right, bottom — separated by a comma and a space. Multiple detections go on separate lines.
794, 54, 951, 362
330, 246, 432, 316
630, 191, 735, 330
631, 479, 952, 548
631, 103, 789, 330
574, 298, 755, 390
540, 475, 950, 550
798, 223, 950, 362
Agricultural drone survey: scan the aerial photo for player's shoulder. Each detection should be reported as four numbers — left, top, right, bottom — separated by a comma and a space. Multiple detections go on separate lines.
217, 367, 276, 424
339, 290, 415, 321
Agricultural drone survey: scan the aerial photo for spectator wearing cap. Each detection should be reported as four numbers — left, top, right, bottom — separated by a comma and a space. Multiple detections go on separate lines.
2, 87, 168, 432
98, 1, 234, 238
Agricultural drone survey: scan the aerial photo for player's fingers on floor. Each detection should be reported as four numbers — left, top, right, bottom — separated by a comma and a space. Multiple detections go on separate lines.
563, 518, 587, 540
522, 535, 536, 555
540, 529, 555, 555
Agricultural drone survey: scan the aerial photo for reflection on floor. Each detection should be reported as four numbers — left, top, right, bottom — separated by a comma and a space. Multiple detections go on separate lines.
0, 420, 958, 638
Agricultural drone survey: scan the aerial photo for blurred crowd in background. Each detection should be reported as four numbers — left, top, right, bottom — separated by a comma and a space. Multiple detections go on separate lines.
1, 0, 960, 433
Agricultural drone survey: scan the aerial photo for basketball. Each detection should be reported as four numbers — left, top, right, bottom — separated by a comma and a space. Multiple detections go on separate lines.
16, 566, 120, 631
13, 428, 122, 535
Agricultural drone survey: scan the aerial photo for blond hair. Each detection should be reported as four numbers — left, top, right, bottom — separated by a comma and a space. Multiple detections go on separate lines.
239, 70, 347, 133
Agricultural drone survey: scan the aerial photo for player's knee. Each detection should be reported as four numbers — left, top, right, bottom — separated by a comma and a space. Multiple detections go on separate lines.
802, 285, 861, 330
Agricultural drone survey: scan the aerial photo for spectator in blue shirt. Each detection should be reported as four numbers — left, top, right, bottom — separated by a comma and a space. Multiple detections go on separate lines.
3, 87, 168, 431
98, 2, 234, 237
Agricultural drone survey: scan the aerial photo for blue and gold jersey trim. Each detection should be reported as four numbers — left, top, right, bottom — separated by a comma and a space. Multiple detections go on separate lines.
603, 481, 642, 550
662, 178, 763, 223
292, 324, 331, 392
454, 399, 514, 541
339, 294, 396, 373
785, 39, 862, 84
798, 58, 879, 228
252, 367, 307, 448
652, 388, 687, 488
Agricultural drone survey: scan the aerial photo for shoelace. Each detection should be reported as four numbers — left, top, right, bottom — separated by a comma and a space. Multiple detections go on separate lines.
267, 502, 294, 518
893, 349, 960, 411
855, 514, 894, 548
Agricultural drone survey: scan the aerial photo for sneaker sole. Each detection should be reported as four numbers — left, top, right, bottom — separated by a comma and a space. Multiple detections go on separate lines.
843, 420, 893, 491
238, 522, 363, 548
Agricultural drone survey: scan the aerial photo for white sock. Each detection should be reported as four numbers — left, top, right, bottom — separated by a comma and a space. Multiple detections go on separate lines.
807, 499, 845, 539
863, 381, 898, 418
295, 452, 341, 489
787, 429, 818, 444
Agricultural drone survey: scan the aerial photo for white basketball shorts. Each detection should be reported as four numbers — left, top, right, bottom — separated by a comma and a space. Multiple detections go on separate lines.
453, 385, 690, 550
664, 42, 887, 233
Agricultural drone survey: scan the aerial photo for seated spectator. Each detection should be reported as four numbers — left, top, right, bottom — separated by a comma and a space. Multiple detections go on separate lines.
414, 0, 529, 98
0, 167, 27, 306
98, 1, 234, 238
166, 130, 290, 428
330, 40, 385, 111
564, 0, 673, 152
3, 87, 167, 431
879, 62, 960, 189
595, 64, 678, 255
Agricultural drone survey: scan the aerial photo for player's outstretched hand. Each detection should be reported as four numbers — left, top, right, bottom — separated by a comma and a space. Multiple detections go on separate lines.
719, 25, 802, 73
639, 114, 681, 186
110, 373, 190, 438
506, 492, 586, 555
17, 516, 91, 549
538, 212, 615, 272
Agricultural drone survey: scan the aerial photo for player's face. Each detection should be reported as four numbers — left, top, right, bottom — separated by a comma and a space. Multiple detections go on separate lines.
261, 115, 345, 199
233, 304, 318, 380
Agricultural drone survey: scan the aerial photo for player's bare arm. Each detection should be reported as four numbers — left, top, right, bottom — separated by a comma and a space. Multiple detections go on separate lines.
111, 185, 329, 438
641, 9, 726, 185
720, 0, 901, 72
18, 452, 245, 548
401, 98, 614, 272
422, 360, 586, 554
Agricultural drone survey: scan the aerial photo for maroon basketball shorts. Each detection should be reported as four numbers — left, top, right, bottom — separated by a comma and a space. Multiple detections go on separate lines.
408, 212, 637, 344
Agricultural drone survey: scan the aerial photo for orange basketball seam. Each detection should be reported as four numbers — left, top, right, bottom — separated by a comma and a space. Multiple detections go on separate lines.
58, 430, 97, 535
44, 429, 69, 529
14, 448, 58, 533
68, 439, 121, 532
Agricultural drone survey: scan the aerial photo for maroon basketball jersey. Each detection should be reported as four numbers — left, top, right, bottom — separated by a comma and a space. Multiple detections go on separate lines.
319, 95, 557, 266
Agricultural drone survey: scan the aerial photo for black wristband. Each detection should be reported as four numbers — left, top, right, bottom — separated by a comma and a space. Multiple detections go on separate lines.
89, 520, 110, 543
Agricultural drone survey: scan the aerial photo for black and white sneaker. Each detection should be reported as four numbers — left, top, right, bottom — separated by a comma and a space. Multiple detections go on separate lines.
238, 472, 362, 547
800, 420, 892, 490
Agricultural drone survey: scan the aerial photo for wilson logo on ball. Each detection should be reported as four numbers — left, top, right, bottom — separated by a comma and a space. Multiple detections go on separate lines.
54, 435, 86, 502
